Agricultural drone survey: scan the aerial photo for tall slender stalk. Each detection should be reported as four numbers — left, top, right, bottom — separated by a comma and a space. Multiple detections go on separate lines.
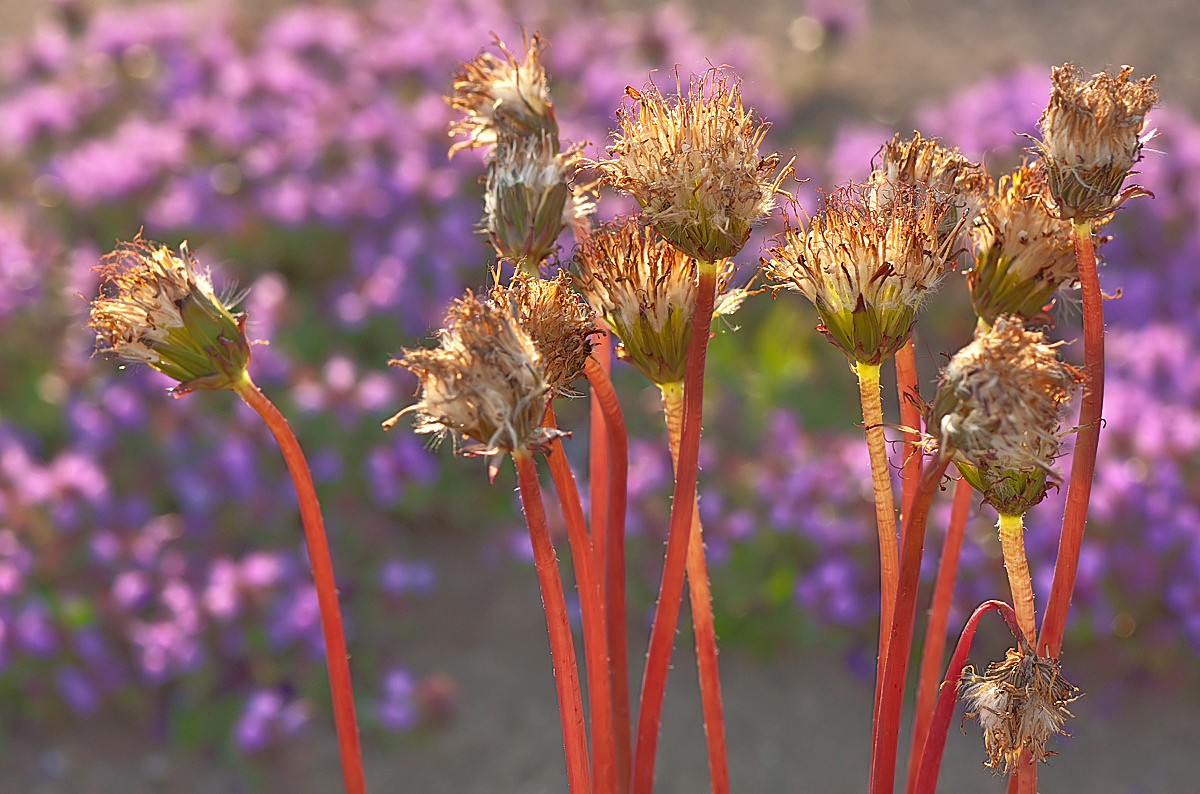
870, 455, 950, 794
233, 376, 366, 794
544, 404, 618, 794
894, 339, 924, 523
856, 361, 901, 718
513, 448, 593, 794
590, 331, 613, 594
661, 380, 729, 794
584, 355, 633, 794
998, 513, 1036, 646
1038, 219, 1102, 658
904, 476, 972, 794
632, 264, 718, 794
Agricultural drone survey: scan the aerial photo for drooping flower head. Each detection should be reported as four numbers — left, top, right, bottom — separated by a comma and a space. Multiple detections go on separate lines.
88, 236, 251, 396
926, 315, 1081, 515
447, 32, 557, 156
959, 645, 1079, 773
483, 133, 593, 270
588, 69, 789, 262
763, 181, 956, 365
384, 291, 559, 462
495, 270, 597, 396
573, 216, 744, 385
1034, 63, 1158, 221
968, 162, 1079, 325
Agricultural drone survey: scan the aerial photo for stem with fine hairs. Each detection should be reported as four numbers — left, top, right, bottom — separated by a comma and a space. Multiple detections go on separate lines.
910, 600, 1023, 794
233, 376, 366, 794
631, 263, 718, 794
513, 448, 593, 794
1039, 218, 1103, 658
869, 455, 951, 794
856, 361, 901, 720
661, 380, 729, 794
998, 512, 1036, 646
584, 354, 632, 794
895, 339, 924, 523
904, 476, 972, 794
543, 404, 618, 794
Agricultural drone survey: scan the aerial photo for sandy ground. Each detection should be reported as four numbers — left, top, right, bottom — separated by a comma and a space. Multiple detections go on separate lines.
2, 0, 1199, 791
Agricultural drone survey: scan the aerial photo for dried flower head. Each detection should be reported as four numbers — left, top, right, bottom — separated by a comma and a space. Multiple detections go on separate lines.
927, 316, 1081, 515
574, 216, 743, 384
870, 131, 990, 249
959, 646, 1079, 773
483, 133, 592, 270
496, 270, 597, 396
968, 163, 1079, 324
1035, 63, 1158, 221
88, 236, 251, 396
447, 32, 556, 157
588, 69, 789, 262
763, 182, 955, 364
384, 292, 559, 459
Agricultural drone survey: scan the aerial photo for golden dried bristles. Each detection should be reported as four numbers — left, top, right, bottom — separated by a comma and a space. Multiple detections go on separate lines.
495, 270, 597, 396
959, 646, 1079, 773
763, 181, 956, 365
588, 69, 789, 263
483, 133, 592, 270
870, 131, 990, 248
968, 163, 1079, 325
384, 292, 559, 458
1035, 63, 1158, 221
573, 216, 744, 384
88, 237, 250, 396
927, 315, 1081, 515
447, 32, 556, 156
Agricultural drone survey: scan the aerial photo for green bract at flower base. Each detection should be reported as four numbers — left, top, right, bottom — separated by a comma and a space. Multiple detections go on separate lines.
88, 237, 251, 396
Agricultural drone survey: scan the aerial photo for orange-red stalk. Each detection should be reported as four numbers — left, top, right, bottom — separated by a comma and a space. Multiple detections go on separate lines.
590, 332, 613, 594
895, 339, 924, 524
631, 266, 718, 794
514, 449, 593, 794
235, 379, 366, 794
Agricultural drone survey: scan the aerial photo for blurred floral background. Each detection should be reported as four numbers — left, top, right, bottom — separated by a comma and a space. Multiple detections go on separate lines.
0, 0, 1197, 791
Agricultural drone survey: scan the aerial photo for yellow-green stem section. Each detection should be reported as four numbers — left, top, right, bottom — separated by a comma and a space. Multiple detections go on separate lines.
856, 361, 900, 666
998, 513, 1035, 644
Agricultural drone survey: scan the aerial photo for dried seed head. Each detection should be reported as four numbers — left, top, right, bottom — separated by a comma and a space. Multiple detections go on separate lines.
968, 162, 1079, 325
927, 316, 1081, 515
495, 270, 597, 396
1035, 63, 1158, 221
88, 236, 251, 396
385, 292, 558, 457
483, 133, 593, 271
959, 646, 1079, 774
447, 32, 557, 157
588, 69, 789, 262
573, 216, 743, 385
870, 131, 990, 251
763, 182, 955, 364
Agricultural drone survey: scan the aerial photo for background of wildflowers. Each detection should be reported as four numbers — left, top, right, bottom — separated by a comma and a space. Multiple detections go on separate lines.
0, 0, 1197, 790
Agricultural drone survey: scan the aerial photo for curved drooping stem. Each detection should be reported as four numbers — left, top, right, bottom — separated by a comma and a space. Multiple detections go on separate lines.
904, 476, 972, 794
661, 380, 729, 794
1038, 218, 1102, 659
584, 354, 633, 793
513, 448, 593, 794
234, 376, 366, 794
911, 600, 1023, 794
869, 455, 951, 794
631, 263, 718, 794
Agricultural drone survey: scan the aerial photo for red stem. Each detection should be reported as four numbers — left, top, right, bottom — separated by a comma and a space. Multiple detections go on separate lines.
631, 266, 718, 794
870, 456, 951, 794
585, 354, 633, 793
544, 404, 618, 794
513, 449, 593, 794
911, 600, 1023, 794
895, 339, 924, 524
1038, 220, 1103, 659
903, 476, 972, 794
662, 383, 729, 794
235, 378, 365, 794
590, 331, 613, 601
